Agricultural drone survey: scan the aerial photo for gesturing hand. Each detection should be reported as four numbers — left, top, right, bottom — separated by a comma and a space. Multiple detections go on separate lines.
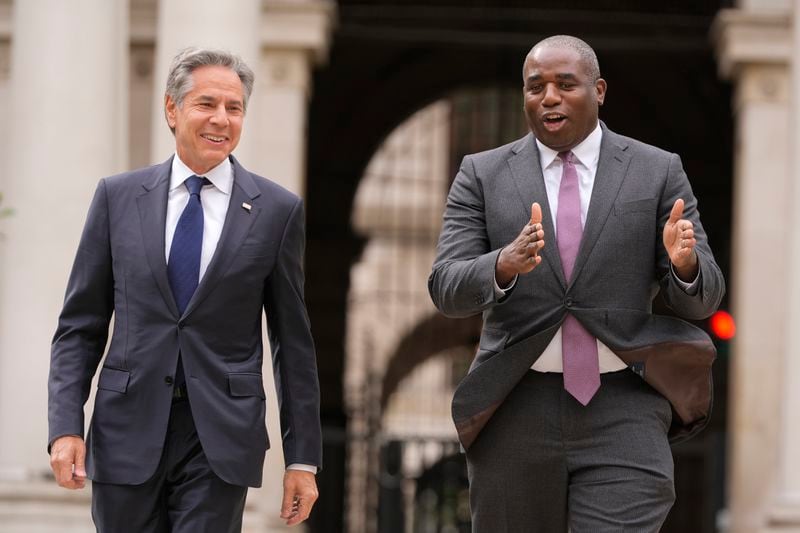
496, 203, 545, 287
663, 198, 699, 281
280, 469, 319, 526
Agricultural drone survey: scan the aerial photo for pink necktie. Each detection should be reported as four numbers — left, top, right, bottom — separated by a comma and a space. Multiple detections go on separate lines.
557, 152, 600, 405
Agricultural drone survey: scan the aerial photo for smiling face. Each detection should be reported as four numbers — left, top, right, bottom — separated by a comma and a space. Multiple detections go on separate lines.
522, 46, 606, 152
165, 65, 244, 175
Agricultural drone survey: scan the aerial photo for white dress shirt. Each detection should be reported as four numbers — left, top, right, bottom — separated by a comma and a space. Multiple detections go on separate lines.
494, 124, 699, 373
165, 154, 315, 474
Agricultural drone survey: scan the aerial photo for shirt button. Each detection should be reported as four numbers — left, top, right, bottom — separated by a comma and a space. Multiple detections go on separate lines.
164, 376, 174, 385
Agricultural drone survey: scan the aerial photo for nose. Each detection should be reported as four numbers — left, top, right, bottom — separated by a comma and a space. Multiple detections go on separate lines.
209, 104, 229, 126
542, 84, 561, 106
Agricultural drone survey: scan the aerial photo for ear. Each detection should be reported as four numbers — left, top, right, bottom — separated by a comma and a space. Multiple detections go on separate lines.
165, 95, 177, 129
595, 78, 607, 106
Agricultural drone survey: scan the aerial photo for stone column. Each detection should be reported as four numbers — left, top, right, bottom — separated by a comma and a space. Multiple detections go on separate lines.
253, 0, 336, 196
712, 6, 792, 532
0, 0, 129, 480
254, 3, 335, 530
764, 0, 800, 529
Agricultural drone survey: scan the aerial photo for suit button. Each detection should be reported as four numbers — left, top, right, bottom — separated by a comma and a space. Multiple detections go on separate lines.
164, 376, 174, 385
178, 322, 185, 330
565, 298, 574, 308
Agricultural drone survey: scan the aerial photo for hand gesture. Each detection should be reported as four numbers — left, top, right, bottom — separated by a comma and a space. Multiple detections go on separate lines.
49, 435, 87, 490
663, 199, 699, 281
496, 203, 545, 287
280, 469, 319, 526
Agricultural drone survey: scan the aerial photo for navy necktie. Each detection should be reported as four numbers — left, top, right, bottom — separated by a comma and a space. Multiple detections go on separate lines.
168, 175, 208, 387
168, 175, 208, 314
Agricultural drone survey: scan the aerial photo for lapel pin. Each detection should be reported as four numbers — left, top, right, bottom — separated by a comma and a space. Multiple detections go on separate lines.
242, 202, 252, 212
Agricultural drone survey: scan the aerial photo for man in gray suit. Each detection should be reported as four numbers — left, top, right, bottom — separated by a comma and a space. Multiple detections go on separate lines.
48, 48, 321, 532
429, 35, 724, 531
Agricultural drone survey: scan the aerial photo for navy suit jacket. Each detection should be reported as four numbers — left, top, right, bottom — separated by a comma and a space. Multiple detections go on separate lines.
48, 155, 322, 487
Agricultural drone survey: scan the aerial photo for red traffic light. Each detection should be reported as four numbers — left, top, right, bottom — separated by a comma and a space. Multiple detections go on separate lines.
709, 310, 735, 341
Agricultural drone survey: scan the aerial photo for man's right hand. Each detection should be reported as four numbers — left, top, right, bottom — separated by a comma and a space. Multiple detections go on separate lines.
495, 202, 545, 287
49, 436, 87, 490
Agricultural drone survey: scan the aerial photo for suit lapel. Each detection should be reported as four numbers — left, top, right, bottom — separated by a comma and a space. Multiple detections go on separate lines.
570, 125, 631, 286
182, 156, 262, 318
507, 134, 566, 288
137, 158, 179, 318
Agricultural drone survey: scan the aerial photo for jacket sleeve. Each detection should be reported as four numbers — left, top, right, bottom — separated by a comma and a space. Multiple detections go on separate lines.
48, 179, 114, 449
657, 153, 725, 319
428, 155, 509, 318
264, 199, 323, 469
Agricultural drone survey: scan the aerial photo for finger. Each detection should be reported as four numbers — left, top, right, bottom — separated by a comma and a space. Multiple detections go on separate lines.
668, 199, 684, 225
280, 489, 297, 519
530, 202, 542, 226
286, 498, 312, 526
524, 255, 542, 269
525, 240, 544, 256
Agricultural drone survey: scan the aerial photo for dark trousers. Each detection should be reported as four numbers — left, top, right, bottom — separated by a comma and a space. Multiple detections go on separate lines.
91, 398, 248, 533
466, 370, 675, 533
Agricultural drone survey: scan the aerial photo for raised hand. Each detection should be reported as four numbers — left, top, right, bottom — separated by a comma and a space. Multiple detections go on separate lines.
663, 198, 699, 281
496, 203, 545, 287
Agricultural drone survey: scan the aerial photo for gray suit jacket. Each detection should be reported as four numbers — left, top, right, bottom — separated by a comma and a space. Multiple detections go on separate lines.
48, 155, 322, 487
429, 124, 725, 450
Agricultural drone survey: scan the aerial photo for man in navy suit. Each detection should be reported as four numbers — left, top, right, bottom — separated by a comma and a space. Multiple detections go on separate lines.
429, 35, 724, 531
48, 48, 322, 532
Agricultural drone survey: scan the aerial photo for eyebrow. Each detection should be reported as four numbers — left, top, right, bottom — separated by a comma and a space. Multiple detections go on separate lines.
526, 73, 579, 83
195, 94, 243, 106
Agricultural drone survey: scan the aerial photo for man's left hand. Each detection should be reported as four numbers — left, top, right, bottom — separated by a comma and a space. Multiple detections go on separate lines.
663, 198, 699, 281
280, 469, 319, 526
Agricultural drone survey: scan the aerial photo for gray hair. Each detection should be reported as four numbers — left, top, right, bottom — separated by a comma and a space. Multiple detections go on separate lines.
165, 47, 255, 132
528, 35, 601, 81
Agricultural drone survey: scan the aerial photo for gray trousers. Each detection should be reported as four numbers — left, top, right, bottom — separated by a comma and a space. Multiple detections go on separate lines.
466, 370, 675, 533
91, 398, 248, 533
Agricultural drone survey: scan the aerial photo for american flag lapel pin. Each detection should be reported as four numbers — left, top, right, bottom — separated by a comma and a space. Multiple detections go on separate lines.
242, 202, 252, 212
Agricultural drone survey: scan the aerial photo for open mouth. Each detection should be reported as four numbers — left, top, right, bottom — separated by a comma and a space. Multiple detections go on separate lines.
541, 113, 567, 130
201, 134, 227, 144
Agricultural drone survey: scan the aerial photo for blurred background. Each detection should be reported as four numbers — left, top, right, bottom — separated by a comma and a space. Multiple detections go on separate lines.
0, 0, 796, 532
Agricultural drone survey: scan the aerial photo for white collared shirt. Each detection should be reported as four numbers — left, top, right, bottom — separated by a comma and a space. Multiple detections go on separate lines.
165, 154, 232, 278
495, 123, 697, 373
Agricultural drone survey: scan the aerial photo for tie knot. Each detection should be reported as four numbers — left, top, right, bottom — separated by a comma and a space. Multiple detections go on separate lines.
558, 151, 574, 165
185, 175, 209, 196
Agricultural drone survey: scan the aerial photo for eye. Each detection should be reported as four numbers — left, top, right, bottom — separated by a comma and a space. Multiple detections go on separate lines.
559, 82, 576, 90
528, 84, 543, 94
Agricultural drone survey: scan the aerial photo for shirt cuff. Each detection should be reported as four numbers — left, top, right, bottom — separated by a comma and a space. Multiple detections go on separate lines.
287, 463, 317, 474
493, 274, 518, 299
670, 263, 700, 295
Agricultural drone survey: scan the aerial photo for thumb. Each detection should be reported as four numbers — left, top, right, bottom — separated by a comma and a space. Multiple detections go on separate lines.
668, 199, 684, 225
74, 443, 86, 477
530, 202, 542, 225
